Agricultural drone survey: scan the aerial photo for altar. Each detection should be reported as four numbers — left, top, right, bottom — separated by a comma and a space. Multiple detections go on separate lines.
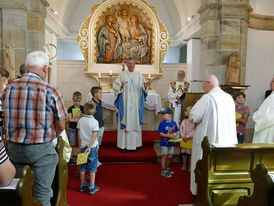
86, 92, 163, 131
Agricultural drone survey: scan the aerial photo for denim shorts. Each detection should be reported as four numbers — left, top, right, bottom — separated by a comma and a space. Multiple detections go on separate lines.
80, 146, 98, 173
161, 146, 174, 155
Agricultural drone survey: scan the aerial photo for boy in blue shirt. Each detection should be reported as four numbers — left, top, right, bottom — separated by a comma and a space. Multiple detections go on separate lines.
91, 86, 104, 167
158, 107, 179, 178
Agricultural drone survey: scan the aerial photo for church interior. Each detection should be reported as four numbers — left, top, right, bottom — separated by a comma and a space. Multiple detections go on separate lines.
0, 0, 274, 205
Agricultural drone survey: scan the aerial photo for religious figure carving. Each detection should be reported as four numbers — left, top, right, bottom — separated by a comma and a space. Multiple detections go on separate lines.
3, 44, 15, 80
97, 14, 122, 63
121, 13, 148, 63
226, 52, 240, 85
115, 6, 131, 43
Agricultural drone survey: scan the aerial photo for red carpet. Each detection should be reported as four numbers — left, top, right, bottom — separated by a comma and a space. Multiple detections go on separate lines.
67, 163, 195, 206
67, 131, 195, 205
99, 131, 158, 162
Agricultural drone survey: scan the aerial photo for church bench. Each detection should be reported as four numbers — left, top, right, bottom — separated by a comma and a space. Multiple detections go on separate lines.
194, 136, 274, 206
0, 165, 42, 206
237, 163, 274, 206
0, 136, 69, 206
51, 136, 69, 206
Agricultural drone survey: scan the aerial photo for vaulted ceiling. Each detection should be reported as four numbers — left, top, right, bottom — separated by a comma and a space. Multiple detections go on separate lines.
46, 0, 201, 38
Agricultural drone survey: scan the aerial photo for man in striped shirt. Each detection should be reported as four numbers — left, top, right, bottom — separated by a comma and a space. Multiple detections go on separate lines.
2, 51, 67, 206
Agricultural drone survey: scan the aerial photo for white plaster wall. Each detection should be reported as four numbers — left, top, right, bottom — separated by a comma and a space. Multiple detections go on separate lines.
245, 28, 274, 129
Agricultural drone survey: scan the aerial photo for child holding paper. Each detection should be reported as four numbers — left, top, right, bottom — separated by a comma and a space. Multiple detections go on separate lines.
180, 106, 194, 171
234, 92, 249, 143
158, 107, 178, 178
67, 91, 84, 164
77, 101, 100, 195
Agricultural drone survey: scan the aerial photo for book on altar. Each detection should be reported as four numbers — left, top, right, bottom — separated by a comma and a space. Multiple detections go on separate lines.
72, 107, 81, 117
76, 153, 89, 165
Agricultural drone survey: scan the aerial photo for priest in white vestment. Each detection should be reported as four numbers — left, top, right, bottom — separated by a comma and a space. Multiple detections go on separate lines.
189, 74, 237, 195
253, 77, 274, 143
167, 70, 189, 128
113, 58, 150, 151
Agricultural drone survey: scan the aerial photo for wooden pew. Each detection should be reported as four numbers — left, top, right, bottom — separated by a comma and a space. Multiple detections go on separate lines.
237, 163, 274, 206
0, 165, 42, 206
51, 136, 69, 206
0, 136, 69, 206
195, 136, 274, 206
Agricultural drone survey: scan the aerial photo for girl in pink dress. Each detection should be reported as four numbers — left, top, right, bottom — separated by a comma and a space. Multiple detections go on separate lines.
180, 106, 194, 171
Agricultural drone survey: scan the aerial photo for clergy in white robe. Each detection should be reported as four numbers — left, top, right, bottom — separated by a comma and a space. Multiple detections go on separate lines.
167, 70, 189, 128
113, 58, 150, 151
253, 77, 274, 143
189, 74, 237, 195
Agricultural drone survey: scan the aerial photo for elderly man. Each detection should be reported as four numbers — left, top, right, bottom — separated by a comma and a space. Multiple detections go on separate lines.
189, 74, 237, 195
253, 77, 274, 143
113, 58, 150, 152
168, 70, 189, 128
2, 51, 67, 205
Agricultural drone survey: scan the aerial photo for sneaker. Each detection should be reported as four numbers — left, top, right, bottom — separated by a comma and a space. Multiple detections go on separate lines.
181, 164, 186, 171
88, 185, 100, 195
165, 167, 174, 175
79, 184, 87, 193
161, 169, 172, 178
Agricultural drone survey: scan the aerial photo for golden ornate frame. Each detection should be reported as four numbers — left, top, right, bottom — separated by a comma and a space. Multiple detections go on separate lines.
77, 0, 169, 76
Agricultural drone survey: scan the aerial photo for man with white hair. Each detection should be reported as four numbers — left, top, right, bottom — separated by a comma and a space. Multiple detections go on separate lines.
253, 76, 274, 143
168, 70, 189, 128
2, 51, 67, 206
189, 74, 237, 195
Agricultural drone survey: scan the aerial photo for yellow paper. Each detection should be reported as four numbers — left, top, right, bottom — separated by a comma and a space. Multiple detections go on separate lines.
180, 140, 192, 149
72, 107, 81, 117
235, 112, 242, 127
76, 153, 88, 165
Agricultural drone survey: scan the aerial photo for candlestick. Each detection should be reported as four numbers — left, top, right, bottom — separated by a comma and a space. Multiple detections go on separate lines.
148, 73, 151, 79
109, 70, 112, 76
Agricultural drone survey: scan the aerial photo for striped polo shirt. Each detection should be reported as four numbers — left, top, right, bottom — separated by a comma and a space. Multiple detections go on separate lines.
235, 104, 250, 134
2, 72, 67, 144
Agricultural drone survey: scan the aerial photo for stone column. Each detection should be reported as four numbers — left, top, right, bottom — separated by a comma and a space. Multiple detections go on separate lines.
198, 0, 251, 84
0, 0, 48, 75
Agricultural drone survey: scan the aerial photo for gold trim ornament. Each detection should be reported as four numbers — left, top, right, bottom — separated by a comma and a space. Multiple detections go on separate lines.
77, 0, 169, 76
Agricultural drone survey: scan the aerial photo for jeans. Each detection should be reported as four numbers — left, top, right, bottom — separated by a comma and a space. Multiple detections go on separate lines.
237, 133, 245, 143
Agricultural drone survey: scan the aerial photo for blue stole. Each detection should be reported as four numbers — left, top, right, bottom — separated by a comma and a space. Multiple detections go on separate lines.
114, 90, 147, 129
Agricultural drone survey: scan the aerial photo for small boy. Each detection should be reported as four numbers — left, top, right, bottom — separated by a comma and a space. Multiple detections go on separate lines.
67, 91, 84, 164
91, 87, 104, 167
77, 101, 100, 195
234, 92, 250, 143
158, 107, 179, 178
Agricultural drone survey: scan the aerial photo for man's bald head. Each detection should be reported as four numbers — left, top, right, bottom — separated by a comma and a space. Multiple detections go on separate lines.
203, 74, 219, 93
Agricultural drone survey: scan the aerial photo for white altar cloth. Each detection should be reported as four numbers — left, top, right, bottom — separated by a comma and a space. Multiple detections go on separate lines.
86, 92, 162, 114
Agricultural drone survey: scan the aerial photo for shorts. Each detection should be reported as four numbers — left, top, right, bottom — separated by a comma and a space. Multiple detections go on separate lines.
97, 127, 104, 145
80, 146, 98, 173
161, 146, 174, 155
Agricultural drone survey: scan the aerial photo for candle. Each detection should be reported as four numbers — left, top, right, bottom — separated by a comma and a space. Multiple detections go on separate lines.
99, 72, 101, 78
148, 73, 151, 79
110, 70, 112, 76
